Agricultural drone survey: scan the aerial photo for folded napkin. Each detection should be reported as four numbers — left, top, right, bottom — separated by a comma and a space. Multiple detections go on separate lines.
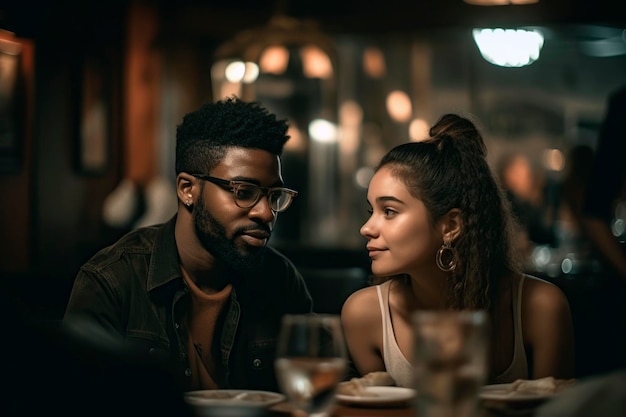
508, 376, 576, 395
336, 371, 396, 397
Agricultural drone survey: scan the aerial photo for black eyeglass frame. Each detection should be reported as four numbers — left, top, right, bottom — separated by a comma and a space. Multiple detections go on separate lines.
190, 173, 298, 213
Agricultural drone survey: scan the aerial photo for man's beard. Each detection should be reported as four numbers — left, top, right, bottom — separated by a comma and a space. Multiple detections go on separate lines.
193, 194, 266, 273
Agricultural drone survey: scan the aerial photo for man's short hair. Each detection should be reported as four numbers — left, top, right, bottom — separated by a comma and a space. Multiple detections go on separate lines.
175, 96, 290, 175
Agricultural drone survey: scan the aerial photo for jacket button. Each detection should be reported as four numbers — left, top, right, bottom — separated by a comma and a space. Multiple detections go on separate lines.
253, 359, 262, 368
149, 348, 156, 355
185, 368, 192, 377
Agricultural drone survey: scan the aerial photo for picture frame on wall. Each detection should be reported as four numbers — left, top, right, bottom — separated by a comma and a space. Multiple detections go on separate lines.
0, 34, 24, 174
75, 54, 111, 175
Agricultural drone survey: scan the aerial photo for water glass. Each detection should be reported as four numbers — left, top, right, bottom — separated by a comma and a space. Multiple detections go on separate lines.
412, 310, 489, 417
275, 314, 348, 417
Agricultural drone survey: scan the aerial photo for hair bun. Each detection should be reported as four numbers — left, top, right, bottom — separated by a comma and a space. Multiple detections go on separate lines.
429, 114, 486, 158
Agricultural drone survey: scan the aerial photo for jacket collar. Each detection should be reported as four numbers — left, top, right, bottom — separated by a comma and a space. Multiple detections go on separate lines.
146, 215, 182, 292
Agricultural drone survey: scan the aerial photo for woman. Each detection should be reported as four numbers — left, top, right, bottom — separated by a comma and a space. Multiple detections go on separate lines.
341, 114, 575, 387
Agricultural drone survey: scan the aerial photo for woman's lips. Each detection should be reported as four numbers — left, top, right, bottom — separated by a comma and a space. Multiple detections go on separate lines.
367, 246, 385, 258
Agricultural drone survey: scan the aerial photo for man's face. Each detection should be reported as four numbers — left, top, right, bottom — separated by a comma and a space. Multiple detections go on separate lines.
193, 147, 284, 272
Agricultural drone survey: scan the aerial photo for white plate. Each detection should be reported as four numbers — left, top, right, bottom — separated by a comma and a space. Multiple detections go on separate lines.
184, 389, 286, 408
336, 386, 416, 406
480, 383, 553, 402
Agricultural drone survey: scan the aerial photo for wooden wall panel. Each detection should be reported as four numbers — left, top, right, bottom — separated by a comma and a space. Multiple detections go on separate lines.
0, 32, 34, 274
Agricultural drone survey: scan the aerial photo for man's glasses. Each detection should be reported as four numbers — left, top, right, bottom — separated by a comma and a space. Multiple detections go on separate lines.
191, 174, 298, 213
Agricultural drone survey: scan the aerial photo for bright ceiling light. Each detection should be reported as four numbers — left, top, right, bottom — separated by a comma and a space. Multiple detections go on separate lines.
472, 28, 544, 67
225, 61, 246, 82
308, 119, 337, 143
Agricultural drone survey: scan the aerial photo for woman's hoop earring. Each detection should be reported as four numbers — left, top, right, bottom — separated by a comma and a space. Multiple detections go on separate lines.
436, 241, 458, 272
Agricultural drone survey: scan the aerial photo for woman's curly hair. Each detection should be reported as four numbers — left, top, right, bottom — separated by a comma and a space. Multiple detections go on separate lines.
375, 113, 522, 310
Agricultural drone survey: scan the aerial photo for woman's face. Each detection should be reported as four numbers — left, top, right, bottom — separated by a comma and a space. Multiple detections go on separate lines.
360, 165, 442, 277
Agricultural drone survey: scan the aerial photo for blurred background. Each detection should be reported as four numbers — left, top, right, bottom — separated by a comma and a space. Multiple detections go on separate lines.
1, 0, 625, 375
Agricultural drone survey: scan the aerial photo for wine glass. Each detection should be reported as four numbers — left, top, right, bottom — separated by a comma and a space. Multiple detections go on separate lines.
274, 314, 348, 417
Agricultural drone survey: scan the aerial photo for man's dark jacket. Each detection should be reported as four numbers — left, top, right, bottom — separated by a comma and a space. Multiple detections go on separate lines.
64, 215, 313, 392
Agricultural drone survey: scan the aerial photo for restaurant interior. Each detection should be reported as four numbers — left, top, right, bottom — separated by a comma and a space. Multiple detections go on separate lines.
1, 0, 625, 380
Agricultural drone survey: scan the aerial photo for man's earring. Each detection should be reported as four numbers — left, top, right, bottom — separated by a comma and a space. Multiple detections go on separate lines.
185, 200, 192, 207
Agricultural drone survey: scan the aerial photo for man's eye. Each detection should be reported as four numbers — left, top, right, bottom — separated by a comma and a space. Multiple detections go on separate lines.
235, 186, 257, 200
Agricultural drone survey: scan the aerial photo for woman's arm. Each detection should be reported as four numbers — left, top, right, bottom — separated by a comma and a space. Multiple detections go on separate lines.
522, 277, 575, 379
340, 287, 386, 376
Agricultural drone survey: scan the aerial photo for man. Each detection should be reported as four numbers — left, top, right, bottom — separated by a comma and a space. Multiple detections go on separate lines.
64, 96, 313, 392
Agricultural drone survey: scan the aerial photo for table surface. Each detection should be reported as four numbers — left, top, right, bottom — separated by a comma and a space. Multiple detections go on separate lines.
269, 401, 414, 417
268, 399, 543, 417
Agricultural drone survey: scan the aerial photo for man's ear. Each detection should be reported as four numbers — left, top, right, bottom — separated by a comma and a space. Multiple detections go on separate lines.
177, 173, 196, 206
441, 208, 463, 242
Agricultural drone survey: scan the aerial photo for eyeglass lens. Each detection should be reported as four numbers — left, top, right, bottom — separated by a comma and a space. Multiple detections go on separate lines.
233, 183, 293, 212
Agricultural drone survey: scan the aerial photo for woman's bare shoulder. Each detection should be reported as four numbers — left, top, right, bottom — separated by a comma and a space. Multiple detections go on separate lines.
522, 274, 571, 315
341, 285, 381, 321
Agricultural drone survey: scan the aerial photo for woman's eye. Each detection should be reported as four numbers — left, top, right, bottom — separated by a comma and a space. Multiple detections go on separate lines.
383, 208, 397, 217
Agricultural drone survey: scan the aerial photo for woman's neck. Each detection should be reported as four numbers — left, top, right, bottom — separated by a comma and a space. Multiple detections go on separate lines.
400, 270, 449, 311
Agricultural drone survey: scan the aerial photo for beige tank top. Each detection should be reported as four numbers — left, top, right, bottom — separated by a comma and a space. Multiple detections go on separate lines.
376, 276, 528, 387
491, 275, 529, 383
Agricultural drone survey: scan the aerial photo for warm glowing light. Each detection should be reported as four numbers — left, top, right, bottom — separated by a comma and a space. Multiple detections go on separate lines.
242, 62, 259, 83
0, 30, 22, 55
340, 100, 363, 126
219, 83, 242, 100
542, 148, 565, 172
225, 61, 246, 82
301, 45, 333, 79
355, 167, 375, 189
409, 118, 430, 141
259, 46, 289, 74
284, 124, 306, 152
386, 90, 412, 122
308, 119, 337, 143
339, 101, 363, 154
223, 61, 258, 84
473, 28, 544, 67
210, 60, 228, 81
363, 47, 386, 78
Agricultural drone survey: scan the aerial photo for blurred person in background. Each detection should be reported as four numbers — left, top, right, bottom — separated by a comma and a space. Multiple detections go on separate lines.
341, 114, 574, 388
497, 152, 556, 257
64, 96, 313, 393
555, 144, 595, 255
582, 85, 626, 283
579, 85, 626, 375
